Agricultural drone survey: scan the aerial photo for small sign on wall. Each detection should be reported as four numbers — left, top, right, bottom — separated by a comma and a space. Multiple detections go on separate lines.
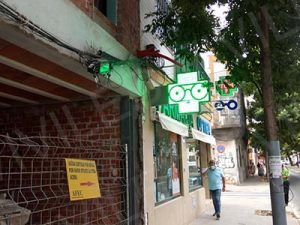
268, 156, 281, 178
65, 158, 101, 201
216, 145, 225, 153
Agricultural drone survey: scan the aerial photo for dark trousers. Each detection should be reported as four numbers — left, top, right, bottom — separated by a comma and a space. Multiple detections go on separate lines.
283, 180, 289, 205
210, 189, 221, 214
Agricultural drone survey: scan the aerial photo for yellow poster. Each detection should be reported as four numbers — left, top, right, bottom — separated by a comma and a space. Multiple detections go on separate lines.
65, 158, 101, 201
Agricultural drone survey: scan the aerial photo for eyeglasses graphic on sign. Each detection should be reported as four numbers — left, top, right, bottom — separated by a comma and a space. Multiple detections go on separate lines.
169, 83, 208, 102
168, 72, 211, 114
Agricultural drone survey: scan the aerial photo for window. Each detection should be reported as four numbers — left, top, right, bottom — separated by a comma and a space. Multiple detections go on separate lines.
153, 122, 181, 204
187, 140, 202, 191
94, 0, 117, 24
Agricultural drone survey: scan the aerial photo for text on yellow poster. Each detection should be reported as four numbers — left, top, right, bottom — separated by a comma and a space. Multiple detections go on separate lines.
65, 158, 101, 201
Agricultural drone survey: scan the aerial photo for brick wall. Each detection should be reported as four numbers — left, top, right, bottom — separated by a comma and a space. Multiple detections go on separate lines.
71, 0, 140, 55
116, 0, 140, 53
0, 98, 127, 224
0, 98, 120, 140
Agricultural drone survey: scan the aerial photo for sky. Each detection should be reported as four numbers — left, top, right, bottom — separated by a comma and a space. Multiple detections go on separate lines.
201, 4, 229, 80
209, 3, 229, 29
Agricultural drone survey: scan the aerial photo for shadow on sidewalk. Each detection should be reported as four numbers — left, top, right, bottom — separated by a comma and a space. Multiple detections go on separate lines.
224, 175, 270, 194
189, 175, 300, 225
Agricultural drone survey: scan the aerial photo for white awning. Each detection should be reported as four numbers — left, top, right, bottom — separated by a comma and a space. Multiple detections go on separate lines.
191, 128, 216, 145
158, 112, 189, 137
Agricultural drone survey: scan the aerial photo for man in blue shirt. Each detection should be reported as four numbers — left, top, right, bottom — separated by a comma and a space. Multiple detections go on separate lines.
204, 160, 225, 220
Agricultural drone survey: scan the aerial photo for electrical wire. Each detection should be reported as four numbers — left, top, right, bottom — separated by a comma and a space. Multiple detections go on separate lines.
130, 68, 145, 96
109, 68, 123, 90
0, 0, 174, 90
0, 1, 102, 59
129, 66, 148, 82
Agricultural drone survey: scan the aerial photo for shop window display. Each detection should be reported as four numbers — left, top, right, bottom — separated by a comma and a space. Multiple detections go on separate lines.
153, 122, 181, 204
187, 140, 202, 191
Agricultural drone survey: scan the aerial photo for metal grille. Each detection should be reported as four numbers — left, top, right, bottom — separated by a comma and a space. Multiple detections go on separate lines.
0, 135, 128, 225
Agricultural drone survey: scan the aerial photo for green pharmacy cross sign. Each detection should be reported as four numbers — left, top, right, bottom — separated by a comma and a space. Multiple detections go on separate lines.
215, 76, 238, 96
168, 72, 211, 114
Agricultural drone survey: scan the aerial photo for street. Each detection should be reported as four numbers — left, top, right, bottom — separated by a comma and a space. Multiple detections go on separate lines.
289, 167, 300, 218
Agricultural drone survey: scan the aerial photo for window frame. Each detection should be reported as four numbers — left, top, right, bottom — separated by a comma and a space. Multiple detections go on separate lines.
153, 122, 182, 205
94, 0, 117, 25
186, 139, 203, 192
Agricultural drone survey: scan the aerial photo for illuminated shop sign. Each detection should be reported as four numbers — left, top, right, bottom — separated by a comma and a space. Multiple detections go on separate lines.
159, 104, 193, 127
196, 117, 211, 135
168, 72, 211, 114
215, 76, 238, 96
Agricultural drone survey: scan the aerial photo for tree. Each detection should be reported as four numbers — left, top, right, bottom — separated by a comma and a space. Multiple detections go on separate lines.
246, 90, 300, 164
216, 3, 300, 223
145, 1, 300, 224
278, 92, 300, 164
144, 0, 220, 59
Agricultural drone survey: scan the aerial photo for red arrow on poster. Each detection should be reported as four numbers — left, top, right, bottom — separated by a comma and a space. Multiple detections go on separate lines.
80, 181, 95, 187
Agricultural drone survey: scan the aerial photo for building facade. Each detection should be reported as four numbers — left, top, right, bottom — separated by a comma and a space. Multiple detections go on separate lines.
0, 0, 143, 224
141, 2, 216, 224
203, 53, 248, 184
0, 1, 218, 225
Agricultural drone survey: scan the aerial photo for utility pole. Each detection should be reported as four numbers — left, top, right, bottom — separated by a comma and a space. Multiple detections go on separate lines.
259, 6, 287, 225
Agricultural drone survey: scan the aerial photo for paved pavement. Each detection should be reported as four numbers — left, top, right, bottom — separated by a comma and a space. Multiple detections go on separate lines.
189, 175, 300, 225
289, 165, 300, 174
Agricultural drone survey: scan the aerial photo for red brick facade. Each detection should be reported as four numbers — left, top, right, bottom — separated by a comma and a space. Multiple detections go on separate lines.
0, 98, 120, 141
116, 0, 140, 54
0, 98, 127, 224
71, 0, 140, 55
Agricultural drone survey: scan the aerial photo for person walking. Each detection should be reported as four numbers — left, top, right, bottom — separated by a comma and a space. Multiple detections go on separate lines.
248, 160, 255, 176
257, 162, 265, 181
203, 160, 226, 220
281, 164, 290, 206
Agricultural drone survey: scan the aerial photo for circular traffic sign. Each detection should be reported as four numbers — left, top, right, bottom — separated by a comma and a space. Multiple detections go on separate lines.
217, 145, 225, 153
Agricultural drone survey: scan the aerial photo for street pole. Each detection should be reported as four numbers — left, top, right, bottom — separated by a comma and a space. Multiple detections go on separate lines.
268, 141, 287, 225
259, 4, 287, 224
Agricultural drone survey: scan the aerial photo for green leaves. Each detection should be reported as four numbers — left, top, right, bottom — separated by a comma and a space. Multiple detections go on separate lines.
144, 1, 219, 59
214, 0, 300, 154
277, 92, 300, 154
144, 0, 300, 155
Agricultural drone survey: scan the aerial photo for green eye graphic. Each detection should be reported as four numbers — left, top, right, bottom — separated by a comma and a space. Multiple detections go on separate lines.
169, 86, 185, 102
191, 84, 207, 100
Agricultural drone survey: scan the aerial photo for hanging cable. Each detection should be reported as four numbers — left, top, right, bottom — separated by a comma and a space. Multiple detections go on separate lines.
0, 1, 102, 59
0, 0, 174, 89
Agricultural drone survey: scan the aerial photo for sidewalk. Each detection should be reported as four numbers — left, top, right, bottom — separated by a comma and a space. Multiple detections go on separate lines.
289, 165, 300, 173
189, 176, 300, 225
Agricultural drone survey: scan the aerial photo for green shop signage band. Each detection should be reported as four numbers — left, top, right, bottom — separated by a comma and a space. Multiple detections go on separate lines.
168, 72, 211, 114
159, 104, 193, 127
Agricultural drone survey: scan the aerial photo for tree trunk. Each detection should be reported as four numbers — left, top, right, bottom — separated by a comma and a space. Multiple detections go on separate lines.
288, 154, 293, 166
259, 7, 287, 225
260, 18, 277, 141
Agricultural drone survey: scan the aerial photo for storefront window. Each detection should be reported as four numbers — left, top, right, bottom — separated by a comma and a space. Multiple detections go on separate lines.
153, 122, 181, 204
187, 140, 202, 191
